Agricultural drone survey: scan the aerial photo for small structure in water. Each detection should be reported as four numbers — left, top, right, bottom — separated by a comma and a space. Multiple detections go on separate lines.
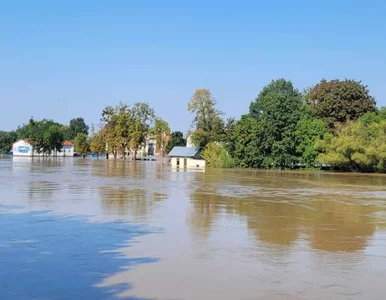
168, 146, 205, 169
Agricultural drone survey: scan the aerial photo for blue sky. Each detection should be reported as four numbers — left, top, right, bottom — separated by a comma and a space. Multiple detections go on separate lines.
1, 0, 385, 132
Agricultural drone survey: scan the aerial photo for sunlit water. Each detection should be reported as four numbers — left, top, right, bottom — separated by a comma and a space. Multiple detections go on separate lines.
1, 157, 386, 300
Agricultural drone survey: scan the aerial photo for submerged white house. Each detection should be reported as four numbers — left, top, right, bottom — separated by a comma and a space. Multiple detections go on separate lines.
12, 139, 74, 157
168, 146, 206, 169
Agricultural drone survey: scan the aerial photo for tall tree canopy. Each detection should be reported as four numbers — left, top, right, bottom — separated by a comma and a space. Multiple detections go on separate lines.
68, 118, 89, 140
248, 79, 303, 168
306, 79, 376, 128
188, 89, 224, 148
153, 118, 170, 156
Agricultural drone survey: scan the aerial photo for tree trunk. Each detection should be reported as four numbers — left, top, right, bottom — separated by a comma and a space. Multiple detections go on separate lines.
113, 151, 117, 160
122, 145, 126, 159
134, 150, 137, 161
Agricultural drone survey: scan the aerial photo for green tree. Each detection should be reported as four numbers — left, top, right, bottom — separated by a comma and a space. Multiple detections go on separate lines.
188, 89, 225, 148
166, 131, 186, 154
316, 119, 386, 172
101, 103, 132, 159
45, 125, 65, 155
306, 79, 376, 128
295, 107, 327, 167
102, 125, 120, 159
201, 142, 235, 168
74, 133, 90, 157
129, 102, 155, 159
26, 118, 65, 156
231, 115, 263, 168
249, 79, 303, 168
68, 118, 89, 140
90, 131, 106, 158
0, 131, 17, 154
153, 118, 170, 156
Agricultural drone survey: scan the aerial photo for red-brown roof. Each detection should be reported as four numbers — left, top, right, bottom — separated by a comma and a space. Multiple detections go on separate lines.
63, 140, 73, 146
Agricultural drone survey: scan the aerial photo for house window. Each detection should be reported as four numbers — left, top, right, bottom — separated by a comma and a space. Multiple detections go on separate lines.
184, 158, 187, 167
176, 158, 180, 167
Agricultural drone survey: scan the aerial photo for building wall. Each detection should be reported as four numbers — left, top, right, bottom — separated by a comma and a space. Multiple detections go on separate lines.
170, 157, 206, 168
12, 140, 74, 157
12, 140, 33, 156
62, 145, 74, 157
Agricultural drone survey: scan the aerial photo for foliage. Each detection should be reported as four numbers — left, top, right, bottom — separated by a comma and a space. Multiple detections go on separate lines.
129, 102, 155, 158
0, 131, 17, 154
316, 119, 386, 172
295, 107, 327, 167
101, 102, 131, 158
201, 142, 236, 168
248, 79, 303, 168
74, 133, 90, 157
231, 115, 262, 168
153, 118, 170, 155
188, 89, 225, 148
306, 79, 376, 128
166, 131, 186, 154
90, 131, 106, 156
100, 102, 155, 159
23, 118, 65, 155
67, 118, 89, 140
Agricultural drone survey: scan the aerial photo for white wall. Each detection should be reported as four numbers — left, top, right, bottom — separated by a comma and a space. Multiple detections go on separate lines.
62, 145, 74, 157
171, 157, 206, 168
12, 140, 74, 157
12, 140, 33, 157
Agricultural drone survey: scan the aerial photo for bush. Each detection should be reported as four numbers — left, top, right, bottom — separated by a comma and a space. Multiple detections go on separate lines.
201, 142, 236, 168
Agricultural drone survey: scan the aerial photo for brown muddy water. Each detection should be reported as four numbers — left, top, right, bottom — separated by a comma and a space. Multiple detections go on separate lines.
1, 157, 386, 300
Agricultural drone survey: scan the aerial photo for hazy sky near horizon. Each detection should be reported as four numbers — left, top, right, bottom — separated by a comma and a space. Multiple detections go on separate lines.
1, 0, 385, 132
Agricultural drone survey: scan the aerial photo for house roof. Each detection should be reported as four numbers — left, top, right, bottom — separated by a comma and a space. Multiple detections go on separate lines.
168, 146, 200, 158
63, 140, 73, 146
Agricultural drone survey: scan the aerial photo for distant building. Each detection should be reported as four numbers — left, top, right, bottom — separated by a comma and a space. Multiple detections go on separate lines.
186, 133, 195, 147
168, 146, 205, 169
12, 139, 74, 157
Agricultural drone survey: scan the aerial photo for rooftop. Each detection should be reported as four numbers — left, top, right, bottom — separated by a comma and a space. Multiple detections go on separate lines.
63, 140, 74, 146
168, 146, 200, 158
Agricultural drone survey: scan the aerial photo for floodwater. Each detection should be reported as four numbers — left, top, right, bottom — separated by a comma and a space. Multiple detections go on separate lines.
1, 157, 386, 300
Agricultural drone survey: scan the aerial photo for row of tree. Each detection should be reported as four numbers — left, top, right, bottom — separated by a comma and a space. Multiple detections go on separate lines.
87, 102, 186, 159
193, 78, 384, 172
0, 118, 89, 155
2, 77, 384, 173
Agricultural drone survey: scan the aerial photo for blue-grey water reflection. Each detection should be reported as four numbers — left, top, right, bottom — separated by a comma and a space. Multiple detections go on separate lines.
0, 206, 156, 300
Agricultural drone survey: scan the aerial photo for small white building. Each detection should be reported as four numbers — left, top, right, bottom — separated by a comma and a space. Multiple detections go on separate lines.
12, 139, 74, 157
168, 146, 206, 169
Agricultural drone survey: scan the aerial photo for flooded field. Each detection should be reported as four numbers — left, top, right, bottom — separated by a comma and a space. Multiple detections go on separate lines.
1, 157, 386, 299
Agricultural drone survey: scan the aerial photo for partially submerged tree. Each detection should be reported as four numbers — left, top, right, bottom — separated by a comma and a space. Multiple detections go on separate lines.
90, 130, 106, 158
153, 118, 170, 157
74, 133, 90, 158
